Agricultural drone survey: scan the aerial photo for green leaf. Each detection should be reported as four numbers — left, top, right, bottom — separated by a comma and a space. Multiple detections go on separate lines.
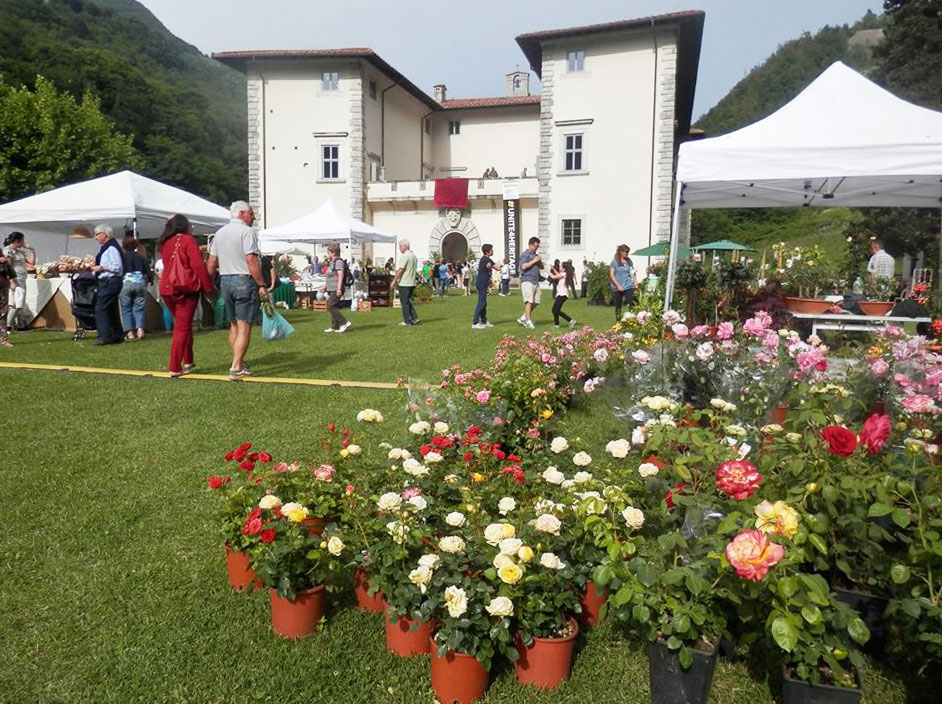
891, 508, 910, 528
848, 617, 870, 646
801, 605, 822, 625
868, 502, 893, 517
666, 635, 682, 651
636, 563, 658, 588
674, 465, 692, 482
685, 573, 707, 596
673, 614, 691, 633
890, 565, 911, 584
807, 534, 827, 555
679, 646, 694, 669
777, 577, 799, 600
771, 616, 798, 653
632, 604, 650, 624
901, 598, 922, 618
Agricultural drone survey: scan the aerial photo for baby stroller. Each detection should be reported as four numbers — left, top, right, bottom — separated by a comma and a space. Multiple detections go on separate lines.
70, 272, 98, 340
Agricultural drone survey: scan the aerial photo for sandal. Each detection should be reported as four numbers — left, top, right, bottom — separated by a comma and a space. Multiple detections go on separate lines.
0, 339, 12, 348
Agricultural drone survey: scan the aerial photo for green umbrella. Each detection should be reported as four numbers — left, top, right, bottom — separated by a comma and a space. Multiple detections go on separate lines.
692, 239, 755, 252
632, 241, 690, 257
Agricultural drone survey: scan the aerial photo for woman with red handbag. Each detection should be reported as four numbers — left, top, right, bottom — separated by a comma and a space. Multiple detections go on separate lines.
159, 215, 215, 377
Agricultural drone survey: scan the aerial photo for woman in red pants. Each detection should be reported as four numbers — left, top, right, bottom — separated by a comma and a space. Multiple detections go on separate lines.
158, 215, 215, 377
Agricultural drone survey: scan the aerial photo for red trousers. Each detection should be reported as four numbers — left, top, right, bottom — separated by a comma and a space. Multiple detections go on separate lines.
163, 294, 199, 373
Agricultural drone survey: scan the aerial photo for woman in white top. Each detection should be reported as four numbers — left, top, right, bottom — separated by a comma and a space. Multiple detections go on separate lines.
2, 232, 35, 331
549, 259, 575, 329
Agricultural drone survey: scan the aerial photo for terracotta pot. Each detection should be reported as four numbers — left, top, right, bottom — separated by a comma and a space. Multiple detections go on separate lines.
769, 405, 788, 424
514, 617, 579, 689
430, 639, 490, 704
269, 585, 326, 639
224, 543, 260, 592
579, 581, 609, 627
353, 568, 386, 613
859, 301, 894, 316
785, 297, 833, 314
302, 516, 338, 535
385, 609, 435, 656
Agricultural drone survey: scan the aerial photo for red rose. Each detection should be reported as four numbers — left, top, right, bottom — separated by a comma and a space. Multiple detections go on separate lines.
246, 507, 262, 522
257, 452, 273, 463
462, 452, 474, 463
237, 443, 253, 452
419, 445, 432, 457
260, 529, 276, 543
239, 459, 255, 472
233, 450, 247, 462
206, 476, 230, 490
224, 450, 236, 462
715, 460, 762, 501
478, 442, 491, 454
244, 517, 262, 535
341, 439, 350, 448
665, 482, 687, 511
821, 425, 857, 456
248, 452, 259, 461
327, 424, 336, 432
859, 414, 891, 454
507, 455, 521, 463
495, 450, 506, 461
342, 429, 352, 436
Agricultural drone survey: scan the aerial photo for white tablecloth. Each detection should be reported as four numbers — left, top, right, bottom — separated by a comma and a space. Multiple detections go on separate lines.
21, 276, 69, 324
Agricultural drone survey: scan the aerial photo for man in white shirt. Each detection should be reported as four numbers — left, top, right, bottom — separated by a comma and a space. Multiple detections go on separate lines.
207, 201, 268, 379
90, 224, 125, 345
866, 239, 895, 280
499, 259, 511, 296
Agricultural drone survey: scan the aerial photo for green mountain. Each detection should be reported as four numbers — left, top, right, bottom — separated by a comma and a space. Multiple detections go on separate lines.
0, 0, 246, 203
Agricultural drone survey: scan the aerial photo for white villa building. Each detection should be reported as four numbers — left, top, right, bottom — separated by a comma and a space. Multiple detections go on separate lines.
214, 11, 704, 275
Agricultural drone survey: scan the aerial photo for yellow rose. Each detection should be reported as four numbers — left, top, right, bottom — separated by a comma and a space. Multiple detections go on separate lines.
285, 507, 309, 523
517, 545, 534, 563
498, 563, 523, 585
754, 500, 799, 539
471, 472, 485, 483
339, 448, 350, 458
541, 409, 554, 419
501, 523, 516, 539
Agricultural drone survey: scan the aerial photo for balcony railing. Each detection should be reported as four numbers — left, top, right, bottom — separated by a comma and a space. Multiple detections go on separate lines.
367, 176, 539, 203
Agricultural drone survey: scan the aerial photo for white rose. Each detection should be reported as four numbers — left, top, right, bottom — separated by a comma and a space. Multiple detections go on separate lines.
550, 437, 569, 453
327, 536, 344, 556
638, 462, 659, 478
605, 439, 630, 459
444, 474, 459, 484
542, 466, 565, 485
424, 451, 443, 464
439, 536, 465, 553
346, 444, 361, 456
356, 408, 384, 423
725, 424, 747, 438
484, 523, 508, 546
409, 421, 431, 435
533, 513, 562, 535
498, 497, 516, 515
402, 458, 429, 477
631, 427, 646, 446
445, 511, 466, 527
572, 451, 592, 467
433, 421, 449, 434
641, 396, 671, 412
377, 492, 403, 511
760, 424, 783, 435
418, 554, 440, 569
258, 494, 282, 510
409, 565, 433, 593
386, 521, 408, 544
493, 553, 515, 569
534, 498, 558, 513
388, 448, 412, 461
622, 506, 645, 530
540, 552, 564, 570
408, 495, 428, 511
485, 596, 514, 617
498, 537, 523, 555
573, 471, 592, 483
444, 585, 468, 618
561, 479, 575, 490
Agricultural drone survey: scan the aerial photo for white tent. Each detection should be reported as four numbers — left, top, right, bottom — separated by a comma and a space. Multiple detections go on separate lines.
258, 199, 396, 245
665, 62, 942, 307
0, 170, 230, 261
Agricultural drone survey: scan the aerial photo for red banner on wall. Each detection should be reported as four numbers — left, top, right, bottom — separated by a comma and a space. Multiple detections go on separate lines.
433, 178, 469, 209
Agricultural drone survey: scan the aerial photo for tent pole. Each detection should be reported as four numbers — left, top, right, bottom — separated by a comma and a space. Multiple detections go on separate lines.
937, 208, 942, 302
663, 185, 684, 311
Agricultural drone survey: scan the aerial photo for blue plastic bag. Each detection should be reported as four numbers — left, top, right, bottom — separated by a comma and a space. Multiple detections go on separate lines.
262, 308, 295, 341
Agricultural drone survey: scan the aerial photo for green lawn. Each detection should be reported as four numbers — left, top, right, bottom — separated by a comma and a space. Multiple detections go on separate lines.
1, 292, 620, 382
0, 296, 933, 703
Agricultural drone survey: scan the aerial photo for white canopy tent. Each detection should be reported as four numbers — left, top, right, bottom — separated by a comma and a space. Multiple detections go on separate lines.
258, 199, 396, 246
665, 61, 942, 308
0, 170, 230, 262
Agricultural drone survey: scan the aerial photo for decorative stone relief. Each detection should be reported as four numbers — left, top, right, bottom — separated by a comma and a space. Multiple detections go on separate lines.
429, 209, 481, 257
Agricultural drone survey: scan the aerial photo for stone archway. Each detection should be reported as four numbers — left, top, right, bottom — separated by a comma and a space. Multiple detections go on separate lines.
441, 231, 468, 263
429, 209, 480, 259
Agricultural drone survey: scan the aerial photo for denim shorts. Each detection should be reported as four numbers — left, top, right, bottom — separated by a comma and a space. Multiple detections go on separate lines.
221, 275, 259, 323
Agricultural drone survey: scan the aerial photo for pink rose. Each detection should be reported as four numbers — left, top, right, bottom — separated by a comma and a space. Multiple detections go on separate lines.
715, 460, 762, 501
859, 414, 891, 454
871, 359, 889, 377
716, 322, 735, 340
401, 487, 422, 499
671, 323, 689, 339
690, 325, 711, 339
902, 394, 935, 414
725, 530, 785, 582
476, 389, 491, 404
313, 463, 335, 482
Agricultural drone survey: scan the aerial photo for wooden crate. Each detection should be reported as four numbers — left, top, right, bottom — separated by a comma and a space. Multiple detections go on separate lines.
357, 301, 373, 313
312, 300, 328, 312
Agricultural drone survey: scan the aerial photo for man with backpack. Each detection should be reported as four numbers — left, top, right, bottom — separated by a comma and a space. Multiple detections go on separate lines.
324, 243, 352, 334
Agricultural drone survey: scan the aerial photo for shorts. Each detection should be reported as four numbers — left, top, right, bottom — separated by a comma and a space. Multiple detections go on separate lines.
220, 274, 259, 323
520, 281, 541, 305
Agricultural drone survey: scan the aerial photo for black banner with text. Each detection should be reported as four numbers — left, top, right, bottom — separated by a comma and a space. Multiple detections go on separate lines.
503, 198, 520, 276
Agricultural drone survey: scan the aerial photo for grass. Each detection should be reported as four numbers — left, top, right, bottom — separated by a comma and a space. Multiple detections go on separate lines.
1, 292, 619, 383
0, 296, 934, 703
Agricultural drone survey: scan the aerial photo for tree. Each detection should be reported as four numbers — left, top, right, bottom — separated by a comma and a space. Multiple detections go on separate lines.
0, 75, 143, 200
875, 0, 942, 110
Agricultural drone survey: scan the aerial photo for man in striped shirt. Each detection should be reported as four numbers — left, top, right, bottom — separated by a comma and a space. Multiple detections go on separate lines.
867, 239, 895, 280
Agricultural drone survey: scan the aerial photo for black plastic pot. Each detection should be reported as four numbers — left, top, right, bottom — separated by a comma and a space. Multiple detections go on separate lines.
647, 640, 718, 704
782, 665, 862, 704
834, 587, 888, 653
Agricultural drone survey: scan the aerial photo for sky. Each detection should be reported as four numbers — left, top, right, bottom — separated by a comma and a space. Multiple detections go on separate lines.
135, 0, 884, 119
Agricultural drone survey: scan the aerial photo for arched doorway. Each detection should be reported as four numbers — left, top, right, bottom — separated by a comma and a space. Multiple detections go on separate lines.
441, 231, 468, 263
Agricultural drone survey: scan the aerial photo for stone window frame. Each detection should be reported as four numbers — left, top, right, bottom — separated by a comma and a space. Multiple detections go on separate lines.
320, 143, 341, 181
559, 130, 588, 175
560, 216, 584, 248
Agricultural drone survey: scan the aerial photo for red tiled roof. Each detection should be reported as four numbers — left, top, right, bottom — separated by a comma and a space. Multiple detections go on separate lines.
515, 10, 705, 134
439, 95, 541, 110
212, 48, 440, 110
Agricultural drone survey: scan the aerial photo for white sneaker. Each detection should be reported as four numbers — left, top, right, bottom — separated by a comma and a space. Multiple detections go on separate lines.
483, 322, 494, 328
472, 323, 485, 329
568, 319, 577, 329
553, 324, 560, 329
338, 321, 352, 333
399, 321, 410, 326
324, 327, 336, 333
516, 316, 526, 326
524, 320, 535, 329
